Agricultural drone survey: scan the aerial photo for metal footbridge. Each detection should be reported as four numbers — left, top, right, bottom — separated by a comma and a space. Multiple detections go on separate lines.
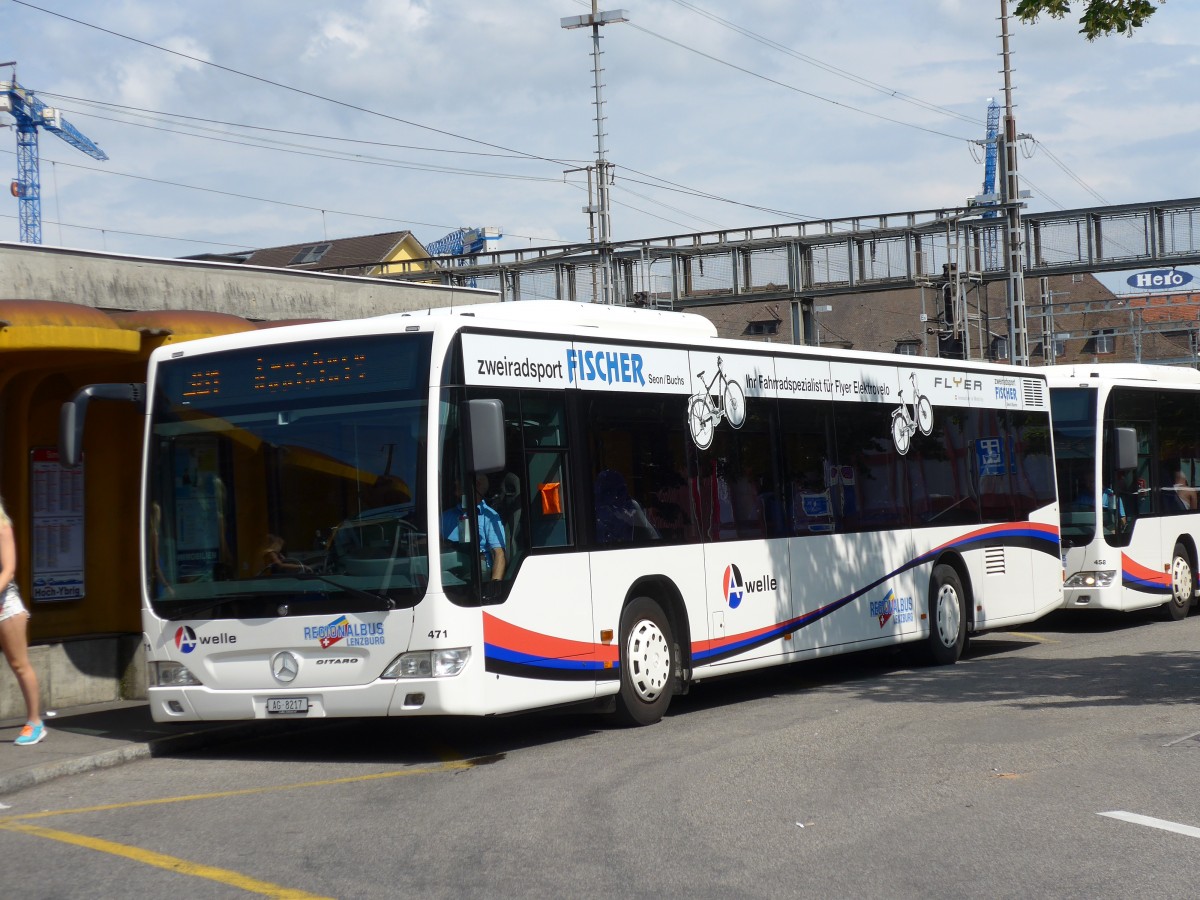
373, 197, 1200, 312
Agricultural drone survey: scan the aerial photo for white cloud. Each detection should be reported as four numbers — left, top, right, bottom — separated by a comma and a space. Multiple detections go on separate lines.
113, 36, 208, 110
303, 15, 374, 61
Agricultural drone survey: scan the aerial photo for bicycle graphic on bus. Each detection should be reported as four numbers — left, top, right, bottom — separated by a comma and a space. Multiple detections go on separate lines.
891, 371, 934, 455
688, 356, 746, 449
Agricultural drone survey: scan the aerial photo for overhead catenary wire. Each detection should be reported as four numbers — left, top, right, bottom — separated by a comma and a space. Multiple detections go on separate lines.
8, 0, 979, 232
649, 0, 1108, 209
34, 93, 824, 228
0, 146, 557, 243
663, 0, 981, 126
0, 211, 256, 250
49, 106, 573, 183
622, 19, 975, 144
11, 0, 578, 170
47, 95, 725, 232
12, 0, 1112, 246
1032, 140, 1108, 206
38, 91, 585, 163
564, 179, 699, 231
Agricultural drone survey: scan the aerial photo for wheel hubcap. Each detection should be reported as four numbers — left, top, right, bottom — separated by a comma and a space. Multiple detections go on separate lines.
1171, 556, 1193, 607
936, 585, 960, 647
626, 619, 670, 702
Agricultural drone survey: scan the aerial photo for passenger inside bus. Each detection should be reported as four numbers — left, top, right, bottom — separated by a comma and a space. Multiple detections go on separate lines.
594, 469, 658, 544
1075, 471, 1126, 533
259, 534, 310, 575
1171, 469, 1198, 511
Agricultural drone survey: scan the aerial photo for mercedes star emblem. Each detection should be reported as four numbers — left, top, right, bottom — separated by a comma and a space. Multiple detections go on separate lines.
271, 650, 299, 683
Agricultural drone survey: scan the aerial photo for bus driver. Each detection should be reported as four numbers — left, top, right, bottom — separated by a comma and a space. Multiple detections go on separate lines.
442, 474, 506, 582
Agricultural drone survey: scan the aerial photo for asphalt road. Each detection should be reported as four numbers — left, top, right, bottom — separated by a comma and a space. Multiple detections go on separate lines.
3, 609, 1199, 900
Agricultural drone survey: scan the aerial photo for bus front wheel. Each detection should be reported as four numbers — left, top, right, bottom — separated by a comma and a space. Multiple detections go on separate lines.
1165, 543, 1193, 621
923, 564, 966, 665
614, 597, 676, 726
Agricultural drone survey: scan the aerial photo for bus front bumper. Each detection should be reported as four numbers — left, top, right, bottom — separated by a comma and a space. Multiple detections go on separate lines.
1061, 582, 1121, 611
148, 678, 485, 722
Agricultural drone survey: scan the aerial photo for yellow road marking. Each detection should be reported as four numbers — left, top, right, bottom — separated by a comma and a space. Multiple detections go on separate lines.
0, 821, 331, 899
0, 759, 475, 823
1005, 631, 1059, 643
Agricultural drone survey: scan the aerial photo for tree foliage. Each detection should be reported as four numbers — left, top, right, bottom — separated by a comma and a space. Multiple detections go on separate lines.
1014, 0, 1163, 39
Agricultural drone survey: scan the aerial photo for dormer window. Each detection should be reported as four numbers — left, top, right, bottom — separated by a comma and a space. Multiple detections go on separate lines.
289, 243, 332, 265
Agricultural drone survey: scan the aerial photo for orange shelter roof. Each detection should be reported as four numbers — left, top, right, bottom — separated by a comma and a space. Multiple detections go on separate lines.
108, 309, 259, 344
0, 299, 141, 352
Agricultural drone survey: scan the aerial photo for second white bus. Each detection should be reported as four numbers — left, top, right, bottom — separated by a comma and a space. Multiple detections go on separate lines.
1048, 364, 1200, 620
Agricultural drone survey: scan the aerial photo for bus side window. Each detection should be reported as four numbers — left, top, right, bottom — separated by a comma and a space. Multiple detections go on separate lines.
529, 451, 570, 548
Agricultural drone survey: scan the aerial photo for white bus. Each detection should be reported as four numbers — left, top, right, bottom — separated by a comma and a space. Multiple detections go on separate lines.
62, 301, 1063, 725
1047, 364, 1200, 620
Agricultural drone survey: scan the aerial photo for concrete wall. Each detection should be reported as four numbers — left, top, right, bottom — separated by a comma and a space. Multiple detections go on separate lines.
0, 243, 497, 319
0, 636, 146, 719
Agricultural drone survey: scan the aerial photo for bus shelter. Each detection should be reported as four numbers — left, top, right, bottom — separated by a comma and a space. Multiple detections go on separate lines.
0, 300, 261, 713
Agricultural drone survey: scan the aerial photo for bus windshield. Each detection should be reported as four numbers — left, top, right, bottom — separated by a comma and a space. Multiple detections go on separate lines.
146, 333, 432, 621
1050, 385, 1099, 547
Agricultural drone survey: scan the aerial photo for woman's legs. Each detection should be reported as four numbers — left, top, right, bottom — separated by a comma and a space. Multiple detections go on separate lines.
0, 611, 41, 725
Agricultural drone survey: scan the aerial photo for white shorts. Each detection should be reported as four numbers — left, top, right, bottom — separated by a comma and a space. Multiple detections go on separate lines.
0, 583, 28, 623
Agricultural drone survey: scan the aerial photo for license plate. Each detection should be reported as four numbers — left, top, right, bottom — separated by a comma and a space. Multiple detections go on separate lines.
266, 697, 309, 715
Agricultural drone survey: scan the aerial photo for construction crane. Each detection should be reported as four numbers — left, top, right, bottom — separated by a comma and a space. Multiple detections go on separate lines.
977, 97, 1002, 270
1, 65, 108, 244
424, 226, 501, 258
425, 227, 501, 289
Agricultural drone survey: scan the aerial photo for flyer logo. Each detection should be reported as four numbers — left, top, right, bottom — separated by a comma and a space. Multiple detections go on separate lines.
174, 626, 197, 653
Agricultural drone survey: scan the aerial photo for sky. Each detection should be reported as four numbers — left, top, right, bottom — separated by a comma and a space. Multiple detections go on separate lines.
2, 0, 1199, 281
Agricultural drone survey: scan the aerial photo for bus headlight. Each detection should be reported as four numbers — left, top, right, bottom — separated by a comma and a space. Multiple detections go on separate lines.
381, 648, 471, 679
1064, 570, 1116, 588
151, 661, 202, 686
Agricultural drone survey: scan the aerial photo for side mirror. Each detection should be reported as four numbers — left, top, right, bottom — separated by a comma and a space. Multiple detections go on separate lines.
466, 399, 505, 474
60, 383, 146, 467
1114, 426, 1138, 473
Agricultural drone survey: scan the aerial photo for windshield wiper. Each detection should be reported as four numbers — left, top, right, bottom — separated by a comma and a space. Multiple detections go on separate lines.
293, 573, 397, 610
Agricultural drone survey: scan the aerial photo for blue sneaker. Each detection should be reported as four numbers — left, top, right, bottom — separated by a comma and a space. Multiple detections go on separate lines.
14, 722, 46, 746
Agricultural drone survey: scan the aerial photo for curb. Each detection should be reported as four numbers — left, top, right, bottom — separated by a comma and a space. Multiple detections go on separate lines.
0, 722, 271, 797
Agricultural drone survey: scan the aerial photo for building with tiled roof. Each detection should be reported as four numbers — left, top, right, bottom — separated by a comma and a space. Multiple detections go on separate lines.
241, 230, 430, 277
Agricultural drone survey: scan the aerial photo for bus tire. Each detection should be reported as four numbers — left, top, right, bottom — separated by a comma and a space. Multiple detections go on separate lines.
1165, 543, 1193, 621
923, 564, 966, 665
614, 597, 676, 726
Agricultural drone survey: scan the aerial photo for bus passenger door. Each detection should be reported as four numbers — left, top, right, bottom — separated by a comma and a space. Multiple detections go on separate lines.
702, 538, 792, 669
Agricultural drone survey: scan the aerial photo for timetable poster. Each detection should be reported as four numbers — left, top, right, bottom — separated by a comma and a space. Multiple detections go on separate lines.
31, 447, 85, 602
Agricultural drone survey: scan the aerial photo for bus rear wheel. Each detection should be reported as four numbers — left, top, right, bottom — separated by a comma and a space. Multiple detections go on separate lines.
922, 564, 966, 665
614, 597, 676, 726
1165, 543, 1193, 621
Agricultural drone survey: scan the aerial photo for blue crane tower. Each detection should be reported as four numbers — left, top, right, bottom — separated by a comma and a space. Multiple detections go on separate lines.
1, 67, 108, 244
425, 226, 501, 257
425, 227, 501, 288
979, 98, 1002, 270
